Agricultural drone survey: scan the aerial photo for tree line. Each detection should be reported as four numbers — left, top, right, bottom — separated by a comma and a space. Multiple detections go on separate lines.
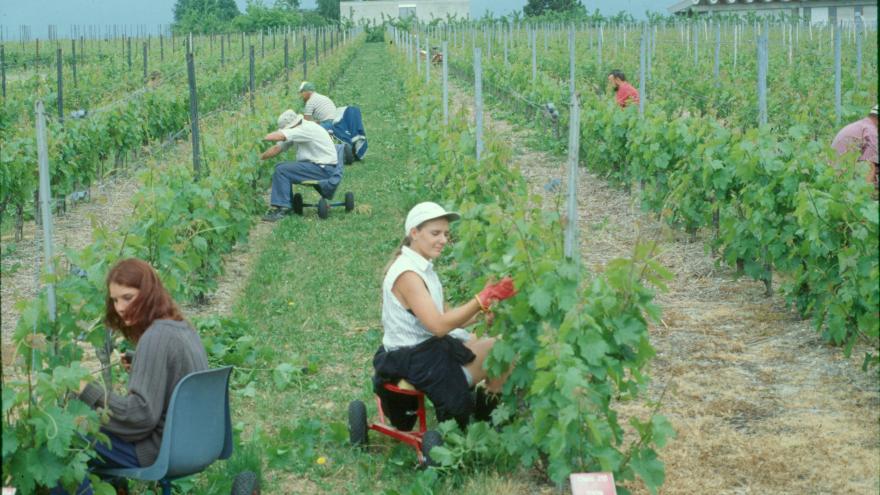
172, 0, 638, 34
172, 0, 342, 33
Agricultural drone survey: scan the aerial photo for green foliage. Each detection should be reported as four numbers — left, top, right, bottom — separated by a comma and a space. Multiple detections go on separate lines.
428, 420, 514, 473
397, 45, 674, 493
174, 0, 240, 22
173, 0, 241, 33
1, 35, 295, 233
447, 21, 879, 371
383, 471, 441, 495
2, 33, 365, 493
274, 0, 300, 10
523, 0, 586, 17
316, 0, 340, 21
366, 24, 386, 43
231, 1, 312, 32
2, 359, 115, 494
192, 433, 263, 493
169, 0, 335, 32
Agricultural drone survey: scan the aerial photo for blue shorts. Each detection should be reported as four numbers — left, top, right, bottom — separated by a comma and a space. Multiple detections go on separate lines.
50, 430, 140, 495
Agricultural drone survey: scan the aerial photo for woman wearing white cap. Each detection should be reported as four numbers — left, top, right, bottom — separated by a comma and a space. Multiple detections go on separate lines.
373, 202, 517, 428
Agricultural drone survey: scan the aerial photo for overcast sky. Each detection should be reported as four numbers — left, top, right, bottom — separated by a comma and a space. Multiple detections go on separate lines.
0, 0, 662, 39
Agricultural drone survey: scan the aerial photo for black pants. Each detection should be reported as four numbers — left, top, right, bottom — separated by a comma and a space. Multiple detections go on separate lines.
373, 336, 476, 429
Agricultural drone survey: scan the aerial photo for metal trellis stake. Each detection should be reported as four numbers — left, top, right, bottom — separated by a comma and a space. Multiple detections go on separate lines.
56, 48, 63, 123
249, 45, 255, 115
1, 45, 5, 97
834, 21, 841, 125
855, 14, 863, 79
474, 47, 483, 162
442, 41, 448, 126
568, 26, 575, 99
564, 92, 580, 261
531, 28, 537, 83
186, 52, 201, 180
714, 22, 720, 85
639, 27, 646, 116
71, 39, 77, 87
758, 22, 768, 127
284, 36, 289, 84
35, 101, 57, 323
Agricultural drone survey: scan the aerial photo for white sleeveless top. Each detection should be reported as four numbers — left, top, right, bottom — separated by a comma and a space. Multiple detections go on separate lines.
382, 246, 470, 351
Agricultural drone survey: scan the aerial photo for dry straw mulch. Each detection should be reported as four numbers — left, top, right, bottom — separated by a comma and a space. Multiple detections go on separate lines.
450, 82, 879, 494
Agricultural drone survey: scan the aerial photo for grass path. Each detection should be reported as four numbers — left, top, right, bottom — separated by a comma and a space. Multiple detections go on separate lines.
225, 42, 429, 494
222, 43, 550, 495
217, 41, 878, 494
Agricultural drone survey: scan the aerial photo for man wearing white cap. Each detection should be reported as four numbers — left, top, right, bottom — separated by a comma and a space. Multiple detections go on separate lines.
831, 105, 878, 187
259, 109, 342, 221
373, 202, 518, 428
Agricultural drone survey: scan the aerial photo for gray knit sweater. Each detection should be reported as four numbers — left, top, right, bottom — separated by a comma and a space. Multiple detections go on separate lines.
79, 319, 209, 467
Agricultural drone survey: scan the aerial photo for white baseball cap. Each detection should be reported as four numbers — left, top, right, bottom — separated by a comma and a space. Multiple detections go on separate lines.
404, 202, 460, 235
871, 105, 878, 116
277, 109, 302, 130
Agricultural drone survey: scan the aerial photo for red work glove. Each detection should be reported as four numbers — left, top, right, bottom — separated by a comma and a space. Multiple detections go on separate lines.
476, 276, 517, 310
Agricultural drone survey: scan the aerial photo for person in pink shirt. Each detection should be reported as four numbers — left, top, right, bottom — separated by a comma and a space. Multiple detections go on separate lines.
831, 105, 878, 187
607, 70, 640, 109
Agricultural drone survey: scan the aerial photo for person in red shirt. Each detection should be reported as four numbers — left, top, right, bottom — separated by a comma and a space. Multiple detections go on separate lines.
608, 70, 640, 109
831, 105, 878, 188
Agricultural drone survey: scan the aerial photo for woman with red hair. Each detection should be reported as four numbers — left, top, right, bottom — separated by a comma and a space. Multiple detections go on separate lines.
55, 259, 208, 494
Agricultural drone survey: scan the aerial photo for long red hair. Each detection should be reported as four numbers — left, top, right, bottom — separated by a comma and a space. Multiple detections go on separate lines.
105, 258, 183, 342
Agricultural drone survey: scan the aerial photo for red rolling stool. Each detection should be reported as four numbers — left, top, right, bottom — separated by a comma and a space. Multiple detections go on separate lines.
348, 380, 443, 467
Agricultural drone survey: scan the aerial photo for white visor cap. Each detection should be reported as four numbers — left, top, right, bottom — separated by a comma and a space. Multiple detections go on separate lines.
404, 202, 460, 235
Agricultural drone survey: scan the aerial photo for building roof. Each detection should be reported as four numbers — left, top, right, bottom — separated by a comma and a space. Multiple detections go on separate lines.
669, 0, 875, 15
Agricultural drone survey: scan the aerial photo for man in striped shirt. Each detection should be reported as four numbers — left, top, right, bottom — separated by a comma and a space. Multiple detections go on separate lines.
299, 81, 338, 129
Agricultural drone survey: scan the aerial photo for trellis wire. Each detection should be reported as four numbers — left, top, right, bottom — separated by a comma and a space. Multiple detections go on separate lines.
442, 41, 448, 126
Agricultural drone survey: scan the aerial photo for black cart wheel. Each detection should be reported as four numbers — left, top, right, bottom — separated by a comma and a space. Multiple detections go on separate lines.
345, 192, 355, 212
420, 430, 443, 468
317, 198, 329, 219
292, 193, 304, 215
348, 400, 368, 446
231, 471, 260, 495
343, 143, 355, 165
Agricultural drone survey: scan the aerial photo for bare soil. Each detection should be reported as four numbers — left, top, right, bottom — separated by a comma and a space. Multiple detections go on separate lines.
182, 209, 274, 320
0, 152, 273, 379
1, 170, 140, 375
448, 81, 880, 494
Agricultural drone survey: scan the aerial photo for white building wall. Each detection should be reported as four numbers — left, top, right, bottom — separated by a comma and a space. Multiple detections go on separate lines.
340, 1, 470, 24
812, 7, 830, 24
860, 6, 877, 24
837, 6, 855, 21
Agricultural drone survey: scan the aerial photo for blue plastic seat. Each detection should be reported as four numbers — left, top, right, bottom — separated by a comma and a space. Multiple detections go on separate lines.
96, 366, 234, 495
